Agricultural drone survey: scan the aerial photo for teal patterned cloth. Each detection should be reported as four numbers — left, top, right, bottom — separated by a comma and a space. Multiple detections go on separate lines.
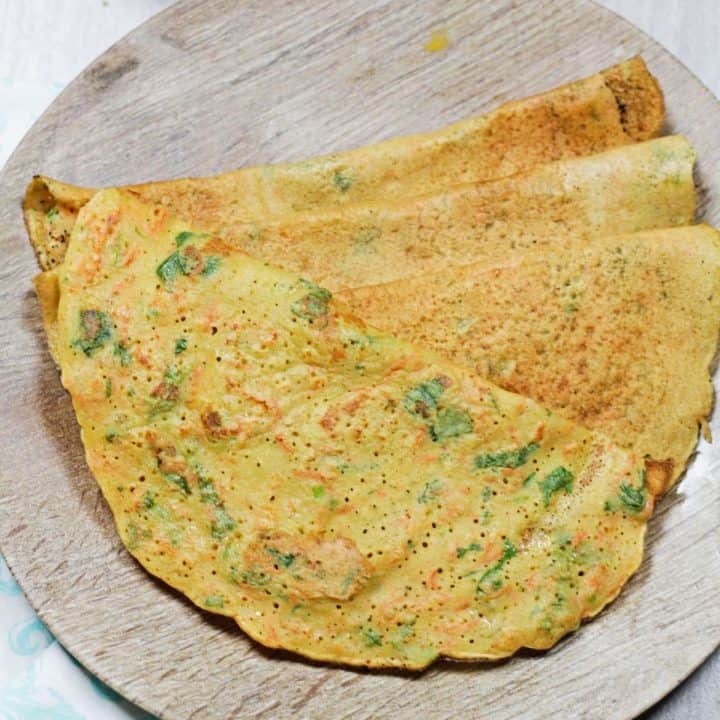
0, 558, 154, 719
0, 49, 161, 720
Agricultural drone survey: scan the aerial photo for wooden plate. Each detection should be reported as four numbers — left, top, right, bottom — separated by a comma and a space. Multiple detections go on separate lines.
1, 1, 718, 718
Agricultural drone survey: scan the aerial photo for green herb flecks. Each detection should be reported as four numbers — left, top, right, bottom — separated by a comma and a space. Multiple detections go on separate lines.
474, 442, 539, 470
211, 507, 236, 540
404, 377, 473, 443
157, 239, 217, 288
104, 430, 118, 443
201, 256, 221, 276
311, 485, 325, 498
195, 466, 237, 538
618, 482, 646, 512
156, 251, 184, 285
523, 471, 537, 487
291, 279, 332, 322
175, 231, 196, 247
104, 378, 112, 398
198, 475, 220, 505
46, 207, 59, 221
235, 569, 270, 587
472, 539, 518, 595
142, 491, 156, 510
266, 547, 296, 568
162, 472, 191, 495
404, 378, 446, 418
397, 620, 415, 640
391, 619, 417, 652
606, 469, 647, 513
418, 478, 443, 504
554, 531, 597, 569
149, 364, 183, 416
430, 405, 473, 441
457, 542, 483, 559
362, 628, 382, 647
113, 341, 132, 367
539, 466, 574, 506
125, 521, 151, 551
74, 309, 112, 356
332, 170, 353, 193
204, 595, 224, 608
174, 337, 188, 355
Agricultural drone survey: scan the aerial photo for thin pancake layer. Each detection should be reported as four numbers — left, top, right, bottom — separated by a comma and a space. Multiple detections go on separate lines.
54, 189, 658, 668
25, 57, 663, 271
33, 135, 696, 350
31, 136, 696, 363
339, 227, 720, 487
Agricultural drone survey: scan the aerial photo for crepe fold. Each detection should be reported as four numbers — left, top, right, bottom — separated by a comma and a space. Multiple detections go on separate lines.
25, 57, 663, 271
33, 135, 696, 360
53, 188, 661, 668
29, 57, 717, 668
338, 226, 720, 488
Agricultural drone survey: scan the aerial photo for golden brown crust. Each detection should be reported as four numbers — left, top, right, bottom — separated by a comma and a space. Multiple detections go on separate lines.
337, 226, 720, 489
601, 56, 665, 140
645, 458, 675, 497
23, 58, 664, 273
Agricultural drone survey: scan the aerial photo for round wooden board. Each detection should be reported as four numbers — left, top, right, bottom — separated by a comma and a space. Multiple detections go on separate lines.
1, 1, 719, 717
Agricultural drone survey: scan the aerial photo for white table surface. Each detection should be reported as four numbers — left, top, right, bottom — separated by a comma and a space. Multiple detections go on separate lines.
0, 1, 717, 718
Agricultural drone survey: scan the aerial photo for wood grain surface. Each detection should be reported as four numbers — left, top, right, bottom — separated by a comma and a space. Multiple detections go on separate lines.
0, 1, 719, 718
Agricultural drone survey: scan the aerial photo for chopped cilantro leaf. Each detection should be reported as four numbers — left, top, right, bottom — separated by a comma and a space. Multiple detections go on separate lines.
175, 231, 195, 247
74, 310, 112, 356
291, 280, 332, 321
201, 256, 221, 276
474, 442, 539, 470
430, 405, 473, 441
618, 482, 646, 512
236, 570, 269, 587
404, 378, 446, 418
457, 542, 483, 559
539, 466, 574, 506
362, 628, 382, 647
333, 170, 353, 192
113, 341, 132, 366
211, 507, 236, 539
474, 539, 517, 594
162, 472, 190, 495
418, 478, 443, 504
266, 547, 296, 568
617, 470, 647, 513
156, 251, 183, 285
196, 470, 221, 505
